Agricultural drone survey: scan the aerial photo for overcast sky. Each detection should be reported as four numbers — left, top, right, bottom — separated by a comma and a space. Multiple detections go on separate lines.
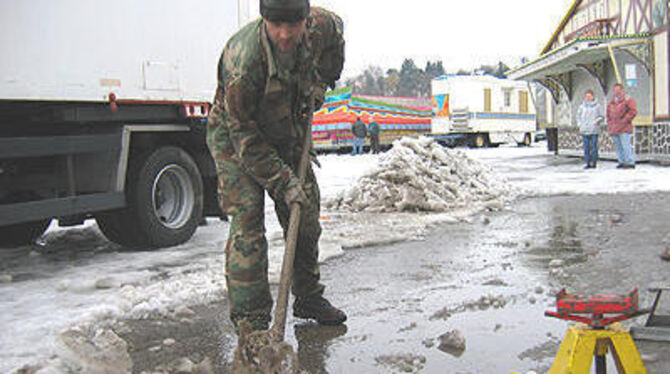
248, 0, 573, 78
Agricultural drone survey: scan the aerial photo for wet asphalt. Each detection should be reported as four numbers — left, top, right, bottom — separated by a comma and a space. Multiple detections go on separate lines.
120, 192, 670, 373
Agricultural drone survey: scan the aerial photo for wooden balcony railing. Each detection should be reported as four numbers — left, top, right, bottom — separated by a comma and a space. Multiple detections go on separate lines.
564, 17, 617, 43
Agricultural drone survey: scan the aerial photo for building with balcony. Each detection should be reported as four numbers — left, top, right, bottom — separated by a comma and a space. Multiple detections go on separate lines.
509, 0, 670, 161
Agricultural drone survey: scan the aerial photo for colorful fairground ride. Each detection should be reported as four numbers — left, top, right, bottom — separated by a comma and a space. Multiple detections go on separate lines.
311, 87, 432, 151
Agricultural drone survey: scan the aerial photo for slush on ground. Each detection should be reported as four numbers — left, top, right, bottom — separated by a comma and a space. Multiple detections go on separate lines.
2, 140, 670, 373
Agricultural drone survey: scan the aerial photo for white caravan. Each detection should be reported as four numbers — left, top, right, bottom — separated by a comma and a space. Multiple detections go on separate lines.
431, 74, 536, 147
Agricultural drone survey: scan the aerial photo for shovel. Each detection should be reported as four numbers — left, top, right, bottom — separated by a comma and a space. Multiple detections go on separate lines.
232, 98, 315, 374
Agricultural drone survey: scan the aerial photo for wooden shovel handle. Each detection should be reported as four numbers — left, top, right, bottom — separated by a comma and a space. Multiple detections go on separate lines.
271, 96, 314, 341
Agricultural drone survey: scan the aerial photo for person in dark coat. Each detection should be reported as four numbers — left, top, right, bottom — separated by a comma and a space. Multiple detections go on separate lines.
351, 117, 367, 155
368, 120, 380, 154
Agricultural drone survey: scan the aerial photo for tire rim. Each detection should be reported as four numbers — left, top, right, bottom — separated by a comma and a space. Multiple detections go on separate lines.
152, 164, 195, 229
476, 135, 484, 147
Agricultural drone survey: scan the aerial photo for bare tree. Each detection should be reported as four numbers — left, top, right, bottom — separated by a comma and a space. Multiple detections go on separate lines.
341, 59, 447, 97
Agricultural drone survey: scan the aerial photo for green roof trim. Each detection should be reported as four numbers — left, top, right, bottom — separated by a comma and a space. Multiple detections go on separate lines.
324, 86, 353, 97
510, 34, 651, 75
576, 33, 652, 41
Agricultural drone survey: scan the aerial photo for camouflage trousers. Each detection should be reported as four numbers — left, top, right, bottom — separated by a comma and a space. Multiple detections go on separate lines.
216, 157, 324, 329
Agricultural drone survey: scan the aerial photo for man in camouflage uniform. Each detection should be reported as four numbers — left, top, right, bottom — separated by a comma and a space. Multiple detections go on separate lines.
207, 0, 346, 331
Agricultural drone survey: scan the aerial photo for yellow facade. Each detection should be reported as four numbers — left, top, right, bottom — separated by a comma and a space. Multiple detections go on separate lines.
654, 31, 669, 117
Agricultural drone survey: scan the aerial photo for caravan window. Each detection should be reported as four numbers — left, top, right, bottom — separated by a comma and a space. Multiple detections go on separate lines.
503, 89, 512, 107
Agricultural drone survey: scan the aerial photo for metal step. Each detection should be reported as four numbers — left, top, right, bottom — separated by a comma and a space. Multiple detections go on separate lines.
631, 326, 670, 342
631, 284, 670, 342
450, 109, 470, 131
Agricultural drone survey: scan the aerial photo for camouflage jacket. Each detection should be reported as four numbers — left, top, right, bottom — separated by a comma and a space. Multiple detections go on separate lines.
208, 7, 344, 198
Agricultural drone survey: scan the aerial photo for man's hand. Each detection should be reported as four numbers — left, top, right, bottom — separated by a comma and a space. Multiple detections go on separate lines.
285, 177, 308, 207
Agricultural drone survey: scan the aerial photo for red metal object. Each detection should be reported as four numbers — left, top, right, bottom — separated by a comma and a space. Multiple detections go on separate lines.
556, 288, 639, 314
545, 288, 644, 328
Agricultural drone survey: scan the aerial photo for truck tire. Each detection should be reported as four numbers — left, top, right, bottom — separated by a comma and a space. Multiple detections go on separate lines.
97, 146, 203, 248
469, 133, 489, 148
0, 219, 52, 248
517, 133, 532, 147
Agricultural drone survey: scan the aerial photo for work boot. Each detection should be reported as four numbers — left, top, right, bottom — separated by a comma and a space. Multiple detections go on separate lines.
293, 295, 347, 325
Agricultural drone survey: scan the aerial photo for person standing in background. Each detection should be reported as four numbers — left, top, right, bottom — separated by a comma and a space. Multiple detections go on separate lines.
577, 89, 603, 169
351, 117, 367, 155
368, 119, 380, 154
607, 83, 637, 169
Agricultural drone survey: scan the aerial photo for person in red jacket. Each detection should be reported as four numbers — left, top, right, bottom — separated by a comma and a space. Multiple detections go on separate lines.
606, 83, 637, 169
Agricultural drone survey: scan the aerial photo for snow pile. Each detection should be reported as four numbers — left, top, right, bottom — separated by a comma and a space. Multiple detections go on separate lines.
56, 327, 132, 374
325, 136, 516, 213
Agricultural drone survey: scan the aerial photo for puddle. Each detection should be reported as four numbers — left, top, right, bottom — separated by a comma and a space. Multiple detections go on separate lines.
115, 193, 670, 373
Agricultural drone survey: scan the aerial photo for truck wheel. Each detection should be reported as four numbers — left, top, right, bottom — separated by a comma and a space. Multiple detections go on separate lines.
518, 133, 532, 147
95, 212, 137, 247
469, 134, 489, 148
0, 219, 52, 248
97, 146, 203, 248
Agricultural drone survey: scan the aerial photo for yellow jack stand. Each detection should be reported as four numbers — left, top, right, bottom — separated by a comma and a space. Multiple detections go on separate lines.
549, 323, 647, 374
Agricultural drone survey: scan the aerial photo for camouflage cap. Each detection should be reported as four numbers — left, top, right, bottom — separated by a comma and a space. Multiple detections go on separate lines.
260, 0, 310, 23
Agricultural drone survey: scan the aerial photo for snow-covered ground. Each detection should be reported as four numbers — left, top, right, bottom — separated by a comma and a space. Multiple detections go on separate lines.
467, 143, 670, 196
1, 143, 669, 372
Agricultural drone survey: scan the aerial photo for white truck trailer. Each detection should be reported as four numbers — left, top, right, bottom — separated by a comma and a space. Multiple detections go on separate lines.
0, 0, 250, 247
430, 74, 536, 148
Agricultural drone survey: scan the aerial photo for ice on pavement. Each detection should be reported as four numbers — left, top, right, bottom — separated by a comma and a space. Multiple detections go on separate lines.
467, 144, 670, 196
2, 141, 670, 372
